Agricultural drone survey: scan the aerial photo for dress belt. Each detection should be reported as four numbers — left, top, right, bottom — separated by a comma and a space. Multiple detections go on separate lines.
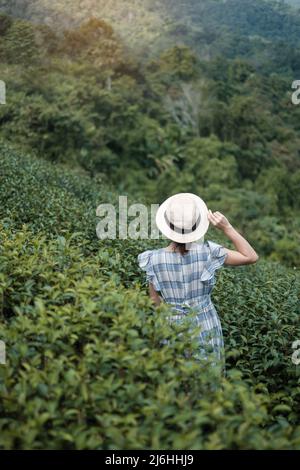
168, 297, 211, 314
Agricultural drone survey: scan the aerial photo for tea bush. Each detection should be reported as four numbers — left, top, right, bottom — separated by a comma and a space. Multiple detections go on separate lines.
0, 144, 300, 449
1, 227, 300, 450
217, 263, 300, 424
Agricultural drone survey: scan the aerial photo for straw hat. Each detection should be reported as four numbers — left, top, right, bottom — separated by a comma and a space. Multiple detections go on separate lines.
155, 193, 209, 244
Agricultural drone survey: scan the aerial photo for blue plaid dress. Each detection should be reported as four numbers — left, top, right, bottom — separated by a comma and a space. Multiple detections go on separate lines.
138, 240, 227, 363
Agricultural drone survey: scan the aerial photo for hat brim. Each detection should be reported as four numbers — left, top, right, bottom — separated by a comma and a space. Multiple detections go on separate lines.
155, 193, 209, 243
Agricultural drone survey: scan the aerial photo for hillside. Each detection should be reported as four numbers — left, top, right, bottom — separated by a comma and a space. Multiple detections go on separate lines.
0, 0, 300, 451
1, 0, 300, 61
1, 11, 300, 266
0, 0, 167, 56
0, 143, 300, 449
285, 0, 300, 7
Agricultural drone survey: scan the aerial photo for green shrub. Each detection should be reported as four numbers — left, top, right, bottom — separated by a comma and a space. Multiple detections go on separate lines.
0, 227, 300, 449
216, 262, 300, 424
0, 145, 300, 449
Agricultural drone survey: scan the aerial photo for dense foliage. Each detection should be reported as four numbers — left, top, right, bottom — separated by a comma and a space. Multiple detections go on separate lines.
285, 0, 300, 7
0, 0, 300, 450
2, 0, 300, 69
0, 6, 300, 265
0, 145, 300, 449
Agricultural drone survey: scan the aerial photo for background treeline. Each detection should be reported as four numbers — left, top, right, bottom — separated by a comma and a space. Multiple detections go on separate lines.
0, 1, 300, 265
0, 143, 300, 449
0, 0, 300, 449
2, 0, 300, 65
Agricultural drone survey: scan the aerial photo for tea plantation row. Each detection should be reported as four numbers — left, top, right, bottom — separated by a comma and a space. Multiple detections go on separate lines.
0, 143, 300, 449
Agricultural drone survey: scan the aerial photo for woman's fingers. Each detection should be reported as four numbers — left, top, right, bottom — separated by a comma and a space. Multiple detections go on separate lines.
210, 211, 220, 221
208, 209, 224, 227
208, 210, 216, 221
208, 209, 231, 232
207, 211, 214, 223
208, 210, 219, 226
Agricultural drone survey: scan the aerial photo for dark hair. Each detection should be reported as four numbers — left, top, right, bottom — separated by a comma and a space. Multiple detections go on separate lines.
173, 242, 188, 255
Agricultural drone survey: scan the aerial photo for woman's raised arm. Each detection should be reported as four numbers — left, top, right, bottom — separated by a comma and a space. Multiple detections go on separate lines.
208, 210, 259, 266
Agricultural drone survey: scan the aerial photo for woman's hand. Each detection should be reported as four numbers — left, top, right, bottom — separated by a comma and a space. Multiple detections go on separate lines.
207, 210, 232, 233
207, 209, 259, 266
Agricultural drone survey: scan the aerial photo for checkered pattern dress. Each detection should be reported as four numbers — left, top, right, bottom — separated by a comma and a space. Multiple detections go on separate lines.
138, 240, 227, 363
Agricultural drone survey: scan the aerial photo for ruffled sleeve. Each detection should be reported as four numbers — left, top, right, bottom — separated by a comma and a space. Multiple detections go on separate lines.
200, 240, 228, 282
137, 250, 161, 291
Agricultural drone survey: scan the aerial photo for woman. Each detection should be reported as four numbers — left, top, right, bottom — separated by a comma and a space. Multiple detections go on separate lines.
138, 193, 259, 365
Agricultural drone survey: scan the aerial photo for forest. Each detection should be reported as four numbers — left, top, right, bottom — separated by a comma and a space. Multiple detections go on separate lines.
0, 0, 300, 450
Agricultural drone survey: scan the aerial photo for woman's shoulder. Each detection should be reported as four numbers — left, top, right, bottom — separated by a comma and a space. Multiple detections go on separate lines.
137, 250, 152, 266
191, 239, 223, 253
137, 248, 160, 267
189, 240, 227, 263
138, 247, 169, 269
204, 239, 226, 256
137, 249, 162, 290
187, 240, 215, 253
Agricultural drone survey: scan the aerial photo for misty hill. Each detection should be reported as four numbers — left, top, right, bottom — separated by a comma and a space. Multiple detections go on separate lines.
284, 0, 300, 7
0, 0, 167, 56
1, 0, 300, 60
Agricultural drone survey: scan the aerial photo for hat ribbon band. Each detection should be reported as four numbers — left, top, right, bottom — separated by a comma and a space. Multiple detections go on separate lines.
164, 213, 201, 235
